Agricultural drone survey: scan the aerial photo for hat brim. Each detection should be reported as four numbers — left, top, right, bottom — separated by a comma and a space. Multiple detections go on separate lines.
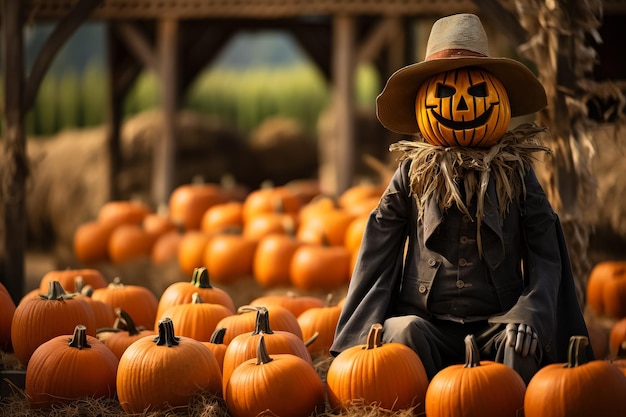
376, 57, 547, 135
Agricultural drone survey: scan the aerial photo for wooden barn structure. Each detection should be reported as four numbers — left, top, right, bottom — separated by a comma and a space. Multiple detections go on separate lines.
2, 0, 626, 303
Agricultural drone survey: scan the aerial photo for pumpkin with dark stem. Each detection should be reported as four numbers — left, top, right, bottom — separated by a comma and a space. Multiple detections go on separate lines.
116, 317, 222, 413
524, 335, 626, 417
224, 334, 325, 417
326, 323, 429, 413
425, 334, 525, 417
91, 277, 158, 330
25, 324, 119, 409
101, 308, 157, 360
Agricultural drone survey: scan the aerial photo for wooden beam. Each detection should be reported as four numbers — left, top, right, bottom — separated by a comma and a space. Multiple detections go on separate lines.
1, 0, 26, 303
152, 18, 179, 207
320, 14, 356, 196
113, 21, 160, 76
23, 0, 103, 110
357, 16, 403, 63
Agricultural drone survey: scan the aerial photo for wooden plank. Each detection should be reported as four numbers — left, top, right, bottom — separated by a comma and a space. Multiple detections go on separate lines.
152, 18, 179, 207
1, 0, 26, 304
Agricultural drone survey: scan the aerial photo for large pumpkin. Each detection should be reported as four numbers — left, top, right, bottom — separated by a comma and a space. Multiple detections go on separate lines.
326, 323, 429, 413
586, 261, 626, 319
425, 334, 526, 417
415, 67, 511, 147
524, 335, 626, 417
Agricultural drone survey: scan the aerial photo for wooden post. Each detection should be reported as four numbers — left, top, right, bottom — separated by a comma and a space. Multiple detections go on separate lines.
320, 14, 356, 196
153, 18, 179, 207
1, 0, 26, 303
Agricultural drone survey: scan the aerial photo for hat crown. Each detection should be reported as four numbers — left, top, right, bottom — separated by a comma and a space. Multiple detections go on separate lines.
425, 14, 490, 60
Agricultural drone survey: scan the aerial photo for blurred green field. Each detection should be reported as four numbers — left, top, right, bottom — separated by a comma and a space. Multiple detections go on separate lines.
8, 62, 380, 137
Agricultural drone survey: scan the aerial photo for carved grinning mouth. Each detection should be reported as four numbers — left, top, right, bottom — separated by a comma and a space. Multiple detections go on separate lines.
429, 103, 496, 130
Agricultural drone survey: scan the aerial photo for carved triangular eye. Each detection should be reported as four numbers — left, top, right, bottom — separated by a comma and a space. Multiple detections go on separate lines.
436, 83, 456, 98
468, 82, 487, 97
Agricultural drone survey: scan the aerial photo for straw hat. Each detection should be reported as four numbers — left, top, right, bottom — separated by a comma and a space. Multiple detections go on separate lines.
376, 13, 547, 135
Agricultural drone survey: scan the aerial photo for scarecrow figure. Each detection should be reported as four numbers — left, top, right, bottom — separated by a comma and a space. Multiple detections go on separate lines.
330, 13, 591, 383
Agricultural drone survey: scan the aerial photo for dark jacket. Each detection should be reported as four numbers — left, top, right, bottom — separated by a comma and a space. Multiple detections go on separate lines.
331, 158, 591, 365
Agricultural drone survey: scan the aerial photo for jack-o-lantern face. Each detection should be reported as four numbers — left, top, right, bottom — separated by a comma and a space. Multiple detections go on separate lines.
415, 67, 511, 147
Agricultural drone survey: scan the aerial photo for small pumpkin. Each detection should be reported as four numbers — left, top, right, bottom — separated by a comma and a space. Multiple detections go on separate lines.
157, 267, 235, 319
25, 324, 119, 409
177, 230, 214, 277
425, 334, 525, 417
326, 323, 429, 413
609, 317, 626, 359
202, 327, 228, 371
296, 295, 342, 357
157, 292, 232, 341
524, 335, 626, 417
296, 208, 356, 247
252, 234, 304, 288
203, 233, 258, 285
216, 304, 303, 345
415, 67, 511, 147
11, 281, 96, 366
107, 223, 156, 264
249, 292, 325, 318
150, 229, 184, 265
38, 268, 108, 294
101, 308, 156, 360
221, 306, 311, 391
97, 200, 152, 228
289, 243, 351, 291
586, 260, 626, 318
91, 277, 158, 330
72, 220, 116, 264
168, 182, 230, 231
242, 185, 302, 224
224, 334, 325, 417
201, 201, 244, 234
116, 317, 223, 413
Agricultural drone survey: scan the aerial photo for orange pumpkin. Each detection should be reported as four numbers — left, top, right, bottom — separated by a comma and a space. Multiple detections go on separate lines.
91, 277, 158, 330
425, 334, 525, 417
525, 336, 626, 416
243, 212, 294, 241
326, 323, 429, 413
72, 220, 116, 264
177, 230, 213, 277
290, 243, 351, 291
609, 317, 626, 357
38, 268, 108, 294
416, 67, 511, 147
150, 229, 183, 265
242, 186, 302, 224
11, 281, 96, 366
221, 307, 312, 391
344, 213, 369, 253
296, 208, 355, 247
297, 300, 342, 356
224, 335, 325, 417
249, 292, 325, 318
116, 318, 223, 413
107, 223, 156, 264
202, 327, 228, 371
101, 308, 157, 360
586, 261, 626, 318
168, 182, 229, 231
252, 234, 304, 288
25, 324, 119, 409
201, 201, 244, 234
97, 200, 152, 228
157, 292, 232, 341
157, 267, 235, 319
215, 305, 303, 345
203, 233, 258, 285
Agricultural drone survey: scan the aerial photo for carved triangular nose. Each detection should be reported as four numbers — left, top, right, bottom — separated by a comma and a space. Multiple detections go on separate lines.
456, 96, 468, 111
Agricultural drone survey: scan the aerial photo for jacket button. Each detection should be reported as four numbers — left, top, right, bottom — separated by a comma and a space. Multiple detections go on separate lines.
460, 236, 469, 244
418, 284, 428, 294
459, 258, 467, 266
456, 280, 465, 289
428, 258, 437, 267
462, 214, 472, 223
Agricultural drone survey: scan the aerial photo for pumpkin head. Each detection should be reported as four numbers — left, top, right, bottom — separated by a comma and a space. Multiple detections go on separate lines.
415, 67, 511, 147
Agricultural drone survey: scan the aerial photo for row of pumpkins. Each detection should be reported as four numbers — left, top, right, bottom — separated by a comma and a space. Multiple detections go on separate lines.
2, 266, 626, 416
72, 179, 385, 291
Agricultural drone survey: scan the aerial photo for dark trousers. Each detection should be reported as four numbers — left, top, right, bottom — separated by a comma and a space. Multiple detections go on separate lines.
382, 315, 539, 383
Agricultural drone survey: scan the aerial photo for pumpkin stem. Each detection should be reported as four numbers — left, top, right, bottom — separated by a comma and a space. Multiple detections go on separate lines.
463, 334, 481, 368
191, 267, 214, 289
237, 305, 263, 314
210, 327, 227, 344
191, 292, 204, 304
109, 277, 124, 288
115, 308, 142, 336
154, 317, 181, 347
566, 335, 590, 368
365, 323, 384, 350
40, 280, 75, 301
68, 325, 91, 350
256, 335, 274, 365
304, 332, 319, 347
252, 307, 274, 335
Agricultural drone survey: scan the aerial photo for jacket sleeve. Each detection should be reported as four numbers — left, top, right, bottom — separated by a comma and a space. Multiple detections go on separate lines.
330, 160, 413, 356
488, 167, 590, 362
